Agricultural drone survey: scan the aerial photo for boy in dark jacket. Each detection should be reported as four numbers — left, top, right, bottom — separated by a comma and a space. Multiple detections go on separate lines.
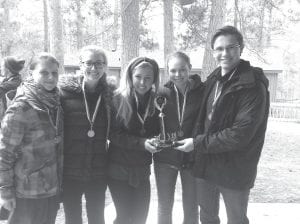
175, 26, 270, 224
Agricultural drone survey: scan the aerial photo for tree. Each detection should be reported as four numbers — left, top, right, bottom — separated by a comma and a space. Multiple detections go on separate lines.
201, 0, 226, 79
74, 0, 83, 49
121, 0, 140, 71
163, 0, 174, 83
47, 0, 64, 73
43, 0, 49, 52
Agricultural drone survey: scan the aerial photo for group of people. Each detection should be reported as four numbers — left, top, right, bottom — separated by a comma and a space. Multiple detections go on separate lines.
0, 25, 269, 224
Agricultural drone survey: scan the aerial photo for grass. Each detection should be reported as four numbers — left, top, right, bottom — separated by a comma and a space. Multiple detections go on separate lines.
1, 120, 299, 224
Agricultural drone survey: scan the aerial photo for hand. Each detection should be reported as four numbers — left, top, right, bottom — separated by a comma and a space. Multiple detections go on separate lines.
173, 138, 194, 152
144, 138, 159, 153
0, 197, 16, 211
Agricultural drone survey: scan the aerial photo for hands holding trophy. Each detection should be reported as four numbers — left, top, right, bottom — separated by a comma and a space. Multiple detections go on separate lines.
152, 96, 177, 150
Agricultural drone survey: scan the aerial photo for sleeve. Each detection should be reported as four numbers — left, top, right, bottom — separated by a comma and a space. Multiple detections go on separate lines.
194, 84, 268, 154
0, 77, 21, 98
0, 105, 25, 200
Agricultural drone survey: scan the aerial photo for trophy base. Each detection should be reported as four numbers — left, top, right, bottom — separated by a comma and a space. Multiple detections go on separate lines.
152, 139, 174, 151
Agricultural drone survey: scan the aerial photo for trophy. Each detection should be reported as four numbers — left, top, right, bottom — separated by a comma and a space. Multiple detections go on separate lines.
153, 96, 177, 149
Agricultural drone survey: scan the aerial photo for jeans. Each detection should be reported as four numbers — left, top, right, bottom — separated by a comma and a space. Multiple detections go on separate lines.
196, 178, 250, 224
8, 196, 59, 224
62, 178, 107, 224
154, 162, 199, 224
108, 177, 150, 224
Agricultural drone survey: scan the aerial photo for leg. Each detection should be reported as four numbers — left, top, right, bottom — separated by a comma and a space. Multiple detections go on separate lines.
180, 169, 199, 224
196, 178, 220, 224
8, 197, 59, 224
219, 186, 250, 224
131, 178, 151, 224
62, 179, 84, 224
85, 178, 107, 224
108, 178, 133, 224
154, 162, 178, 224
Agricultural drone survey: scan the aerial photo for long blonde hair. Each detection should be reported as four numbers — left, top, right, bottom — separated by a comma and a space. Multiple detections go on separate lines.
115, 57, 160, 126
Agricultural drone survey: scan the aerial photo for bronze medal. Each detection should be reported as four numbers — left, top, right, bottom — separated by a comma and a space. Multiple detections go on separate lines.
87, 130, 95, 138
177, 130, 184, 138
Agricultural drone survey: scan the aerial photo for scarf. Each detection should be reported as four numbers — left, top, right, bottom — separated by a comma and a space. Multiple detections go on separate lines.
17, 82, 60, 111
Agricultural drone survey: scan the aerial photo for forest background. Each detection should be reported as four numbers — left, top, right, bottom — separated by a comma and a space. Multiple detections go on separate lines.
0, 0, 300, 102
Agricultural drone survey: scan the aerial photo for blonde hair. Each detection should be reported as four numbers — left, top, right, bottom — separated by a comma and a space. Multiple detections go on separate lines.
79, 45, 108, 65
115, 57, 160, 126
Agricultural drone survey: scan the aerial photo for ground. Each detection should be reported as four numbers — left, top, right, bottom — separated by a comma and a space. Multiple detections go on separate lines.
0, 120, 299, 223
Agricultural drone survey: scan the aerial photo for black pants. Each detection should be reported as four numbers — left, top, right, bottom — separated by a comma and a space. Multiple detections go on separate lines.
108, 177, 150, 224
62, 178, 107, 224
8, 196, 59, 224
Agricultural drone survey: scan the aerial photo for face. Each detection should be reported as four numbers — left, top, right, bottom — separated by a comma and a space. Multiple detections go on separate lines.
213, 34, 241, 75
168, 57, 190, 88
132, 66, 155, 96
80, 51, 107, 82
32, 60, 59, 91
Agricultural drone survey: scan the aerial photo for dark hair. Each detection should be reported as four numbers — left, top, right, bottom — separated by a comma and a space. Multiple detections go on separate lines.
30, 52, 60, 70
166, 51, 192, 71
211, 26, 244, 50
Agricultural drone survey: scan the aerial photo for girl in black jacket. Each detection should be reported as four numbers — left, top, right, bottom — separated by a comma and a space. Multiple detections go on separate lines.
108, 57, 160, 224
153, 52, 204, 224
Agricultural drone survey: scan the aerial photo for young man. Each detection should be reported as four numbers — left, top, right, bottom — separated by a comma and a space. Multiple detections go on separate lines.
175, 26, 270, 224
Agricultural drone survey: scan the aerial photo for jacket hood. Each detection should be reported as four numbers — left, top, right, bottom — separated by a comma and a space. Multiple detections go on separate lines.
164, 74, 203, 91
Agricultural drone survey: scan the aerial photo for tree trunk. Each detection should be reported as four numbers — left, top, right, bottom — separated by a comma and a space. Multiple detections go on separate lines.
47, 0, 64, 73
121, 0, 139, 72
201, 0, 226, 80
258, 0, 266, 50
43, 0, 49, 52
75, 0, 83, 49
1, 0, 12, 56
234, 0, 238, 27
163, 0, 174, 84
112, 0, 119, 51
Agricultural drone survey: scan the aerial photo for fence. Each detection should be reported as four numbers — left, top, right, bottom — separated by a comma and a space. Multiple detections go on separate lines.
269, 103, 300, 122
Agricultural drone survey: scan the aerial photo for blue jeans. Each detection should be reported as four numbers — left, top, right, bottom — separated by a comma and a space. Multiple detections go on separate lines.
8, 196, 59, 224
108, 177, 150, 224
196, 178, 250, 224
154, 162, 199, 224
62, 178, 107, 224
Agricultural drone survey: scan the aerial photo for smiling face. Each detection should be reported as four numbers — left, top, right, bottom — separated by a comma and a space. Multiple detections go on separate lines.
80, 50, 107, 83
32, 60, 59, 91
132, 66, 155, 96
213, 34, 242, 75
168, 56, 191, 89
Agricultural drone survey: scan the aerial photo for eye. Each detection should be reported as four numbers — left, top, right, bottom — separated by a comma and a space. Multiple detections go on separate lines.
40, 71, 49, 76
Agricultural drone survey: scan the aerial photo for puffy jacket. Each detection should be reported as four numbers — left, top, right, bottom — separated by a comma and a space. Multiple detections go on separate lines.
59, 75, 114, 181
192, 59, 270, 190
0, 83, 63, 200
153, 74, 204, 169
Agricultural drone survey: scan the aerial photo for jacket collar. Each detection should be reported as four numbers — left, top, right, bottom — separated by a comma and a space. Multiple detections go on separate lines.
164, 74, 203, 92
206, 59, 256, 89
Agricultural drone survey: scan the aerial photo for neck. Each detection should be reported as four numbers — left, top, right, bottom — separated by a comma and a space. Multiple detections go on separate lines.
84, 79, 98, 92
175, 82, 188, 95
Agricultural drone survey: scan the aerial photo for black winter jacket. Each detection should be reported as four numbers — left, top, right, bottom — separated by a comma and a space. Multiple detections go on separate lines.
59, 75, 114, 181
109, 91, 160, 167
192, 60, 270, 190
153, 74, 204, 169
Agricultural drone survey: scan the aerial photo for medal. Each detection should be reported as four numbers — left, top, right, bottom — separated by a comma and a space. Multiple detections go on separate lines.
134, 91, 152, 136
174, 85, 188, 138
47, 106, 61, 145
82, 81, 102, 138
177, 130, 184, 138
87, 130, 95, 138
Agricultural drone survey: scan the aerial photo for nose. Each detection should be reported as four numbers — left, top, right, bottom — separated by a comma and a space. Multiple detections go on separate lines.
140, 78, 145, 85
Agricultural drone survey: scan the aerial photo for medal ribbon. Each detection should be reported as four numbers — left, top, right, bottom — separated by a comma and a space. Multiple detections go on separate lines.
134, 91, 152, 133
82, 82, 102, 131
47, 106, 60, 144
174, 85, 188, 133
